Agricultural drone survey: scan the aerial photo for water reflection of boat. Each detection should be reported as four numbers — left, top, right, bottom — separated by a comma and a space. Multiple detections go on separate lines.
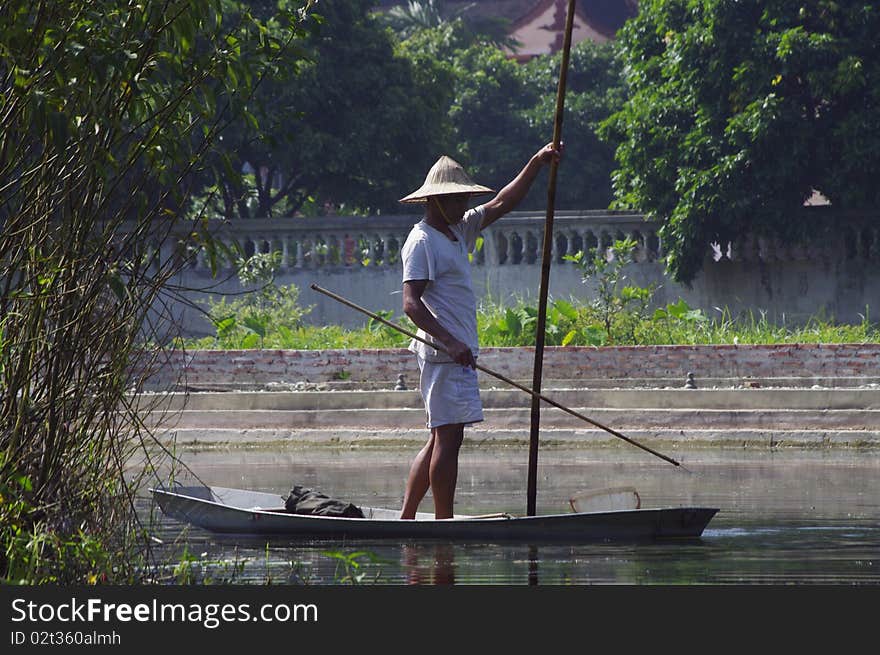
151, 485, 718, 542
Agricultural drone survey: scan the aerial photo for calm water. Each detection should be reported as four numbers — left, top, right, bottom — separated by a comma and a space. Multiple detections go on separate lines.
146, 446, 880, 585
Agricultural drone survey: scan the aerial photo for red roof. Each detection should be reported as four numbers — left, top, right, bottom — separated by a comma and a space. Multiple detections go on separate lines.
376, 1, 638, 59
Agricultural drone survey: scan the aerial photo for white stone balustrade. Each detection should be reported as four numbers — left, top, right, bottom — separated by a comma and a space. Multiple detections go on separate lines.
141, 210, 670, 274
121, 207, 880, 335
130, 208, 880, 276
126, 207, 880, 278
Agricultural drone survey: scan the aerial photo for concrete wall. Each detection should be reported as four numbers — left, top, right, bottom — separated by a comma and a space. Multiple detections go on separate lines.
145, 343, 880, 391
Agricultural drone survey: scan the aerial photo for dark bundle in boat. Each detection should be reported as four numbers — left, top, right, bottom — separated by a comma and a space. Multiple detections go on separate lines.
285, 485, 365, 518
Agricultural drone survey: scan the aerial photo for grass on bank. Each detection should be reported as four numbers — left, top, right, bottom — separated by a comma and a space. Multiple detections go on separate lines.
179, 292, 880, 350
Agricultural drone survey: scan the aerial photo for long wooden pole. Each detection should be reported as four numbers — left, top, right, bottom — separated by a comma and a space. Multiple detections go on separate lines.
528, 0, 578, 516
310, 284, 680, 468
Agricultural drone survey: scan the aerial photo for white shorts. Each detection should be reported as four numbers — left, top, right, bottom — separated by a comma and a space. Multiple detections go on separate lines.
416, 356, 484, 429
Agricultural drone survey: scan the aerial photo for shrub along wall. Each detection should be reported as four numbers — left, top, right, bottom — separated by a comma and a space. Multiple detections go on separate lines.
145, 344, 880, 390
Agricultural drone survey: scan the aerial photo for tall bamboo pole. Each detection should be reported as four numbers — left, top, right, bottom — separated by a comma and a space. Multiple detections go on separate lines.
527, 0, 578, 516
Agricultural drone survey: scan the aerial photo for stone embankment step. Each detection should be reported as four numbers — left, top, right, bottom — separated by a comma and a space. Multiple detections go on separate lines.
142, 385, 880, 449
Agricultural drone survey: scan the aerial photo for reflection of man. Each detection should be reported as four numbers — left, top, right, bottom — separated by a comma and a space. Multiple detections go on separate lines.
432, 543, 456, 585
402, 543, 456, 585
398, 143, 563, 520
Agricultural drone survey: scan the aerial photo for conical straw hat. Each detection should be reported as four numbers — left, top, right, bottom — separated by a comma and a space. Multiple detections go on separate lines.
399, 155, 494, 203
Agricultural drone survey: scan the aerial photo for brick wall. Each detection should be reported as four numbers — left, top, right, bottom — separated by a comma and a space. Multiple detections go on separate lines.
143, 344, 880, 390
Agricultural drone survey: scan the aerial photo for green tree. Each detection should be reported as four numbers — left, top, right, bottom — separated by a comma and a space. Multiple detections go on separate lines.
0, 0, 314, 583
377, 0, 517, 48
396, 27, 541, 202
203, 0, 448, 219
392, 21, 466, 162
524, 40, 624, 210
379, 0, 446, 39
448, 43, 541, 193
395, 26, 623, 212
600, 0, 880, 284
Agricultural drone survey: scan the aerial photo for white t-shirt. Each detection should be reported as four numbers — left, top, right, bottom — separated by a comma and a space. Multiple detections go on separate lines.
401, 205, 485, 362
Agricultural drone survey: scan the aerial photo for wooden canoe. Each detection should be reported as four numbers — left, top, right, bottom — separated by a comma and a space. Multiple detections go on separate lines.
151, 485, 718, 542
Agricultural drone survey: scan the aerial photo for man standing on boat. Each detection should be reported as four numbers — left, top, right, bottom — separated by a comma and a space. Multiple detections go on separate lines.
398, 143, 563, 519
